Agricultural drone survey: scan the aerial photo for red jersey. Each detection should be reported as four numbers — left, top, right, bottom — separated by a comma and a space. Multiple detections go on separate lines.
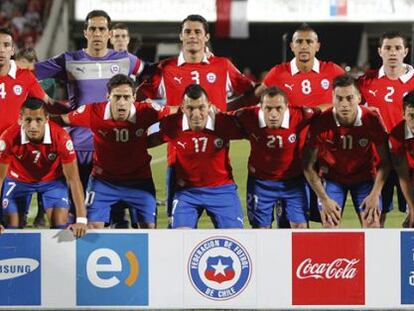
308, 106, 387, 184
0, 122, 76, 183
139, 53, 253, 111
358, 66, 414, 132
0, 60, 46, 133
263, 58, 344, 107
68, 101, 169, 181
158, 112, 243, 188
389, 120, 414, 182
235, 106, 318, 180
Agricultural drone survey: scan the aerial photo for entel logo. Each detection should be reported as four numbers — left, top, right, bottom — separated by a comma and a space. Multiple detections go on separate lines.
0, 258, 39, 280
86, 248, 139, 288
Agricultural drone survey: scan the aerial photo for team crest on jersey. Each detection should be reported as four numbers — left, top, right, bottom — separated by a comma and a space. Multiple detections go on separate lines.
13, 84, 23, 95
321, 79, 330, 90
135, 129, 144, 137
0, 139, 6, 152
2, 198, 8, 209
288, 134, 296, 143
188, 237, 252, 301
48, 153, 57, 161
110, 64, 120, 74
66, 140, 74, 151
76, 105, 86, 114
359, 138, 369, 147
206, 72, 217, 83
214, 138, 224, 149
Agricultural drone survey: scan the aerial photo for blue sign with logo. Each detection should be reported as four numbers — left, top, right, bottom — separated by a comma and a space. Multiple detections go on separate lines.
401, 231, 414, 304
188, 236, 252, 300
0, 233, 41, 305
76, 233, 148, 306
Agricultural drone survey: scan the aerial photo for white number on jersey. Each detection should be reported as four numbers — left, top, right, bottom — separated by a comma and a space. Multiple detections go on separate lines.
301, 79, 312, 95
0, 83, 6, 99
32, 150, 41, 163
113, 128, 129, 142
384, 86, 395, 103
192, 137, 208, 152
340, 135, 353, 150
191, 71, 200, 84
267, 135, 283, 148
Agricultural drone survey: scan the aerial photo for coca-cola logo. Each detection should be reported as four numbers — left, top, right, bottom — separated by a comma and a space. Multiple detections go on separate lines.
296, 258, 359, 280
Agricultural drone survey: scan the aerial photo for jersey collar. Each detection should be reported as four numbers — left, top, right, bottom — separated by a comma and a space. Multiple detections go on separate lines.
8, 60, 17, 79
258, 108, 290, 129
103, 102, 137, 123
405, 121, 414, 139
332, 105, 363, 127
21, 122, 52, 144
290, 57, 320, 75
378, 64, 414, 83
177, 51, 210, 66
182, 112, 215, 131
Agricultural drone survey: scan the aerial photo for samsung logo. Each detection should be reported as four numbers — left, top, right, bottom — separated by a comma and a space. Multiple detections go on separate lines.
0, 258, 39, 280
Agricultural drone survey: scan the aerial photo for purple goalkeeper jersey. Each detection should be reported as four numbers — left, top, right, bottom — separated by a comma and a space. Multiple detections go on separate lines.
35, 49, 143, 151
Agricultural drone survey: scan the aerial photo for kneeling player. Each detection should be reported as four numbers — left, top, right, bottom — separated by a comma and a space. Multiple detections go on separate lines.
233, 86, 320, 228
0, 98, 87, 237
61, 74, 177, 229
150, 84, 244, 229
303, 75, 391, 228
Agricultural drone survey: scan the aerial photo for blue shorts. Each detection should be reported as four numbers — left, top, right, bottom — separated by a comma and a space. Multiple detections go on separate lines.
2, 178, 69, 215
246, 176, 308, 227
322, 179, 382, 213
171, 184, 244, 229
86, 176, 156, 224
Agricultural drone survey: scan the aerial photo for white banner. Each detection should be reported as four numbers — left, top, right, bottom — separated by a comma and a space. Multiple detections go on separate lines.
0, 229, 414, 309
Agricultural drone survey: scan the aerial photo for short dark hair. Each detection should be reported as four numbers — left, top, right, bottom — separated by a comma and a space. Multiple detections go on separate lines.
15, 47, 38, 62
84, 10, 111, 29
0, 27, 13, 39
260, 86, 288, 105
295, 23, 317, 34
21, 97, 46, 113
379, 31, 408, 48
180, 14, 209, 34
111, 23, 129, 33
106, 74, 135, 93
183, 84, 208, 100
403, 90, 414, 111
333, 74, 358, 90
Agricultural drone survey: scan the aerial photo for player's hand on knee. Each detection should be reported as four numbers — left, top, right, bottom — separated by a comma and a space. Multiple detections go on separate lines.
0, 224, 4, 234
67, 223, 87, 238
360, 194, 379, 224
320, 198, 341, 227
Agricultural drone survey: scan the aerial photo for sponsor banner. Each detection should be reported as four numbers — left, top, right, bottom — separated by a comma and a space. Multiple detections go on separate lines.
76, 233, 148, 306
184, 233, 256, 307
0, 233, 41, 305
292, 232, 365, 305
401, 231, 414, 304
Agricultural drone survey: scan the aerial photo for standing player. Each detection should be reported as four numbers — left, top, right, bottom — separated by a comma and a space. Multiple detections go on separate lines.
255, 23, 344, 225
60, 74, 177, 229
0, 98, 86, 237
389, 91, 414, 227
358, 31, 414, 226
110, 23, 130, 52
150, 84, 244, 229
35, 10, 144, 224
0, 27, 48, 225
233, 86, 320, 228
303, 75, 390, 228
138, 14, 255, 226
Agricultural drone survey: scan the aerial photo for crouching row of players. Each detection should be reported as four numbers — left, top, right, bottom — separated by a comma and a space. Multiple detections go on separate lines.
1, 73, 413, 234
